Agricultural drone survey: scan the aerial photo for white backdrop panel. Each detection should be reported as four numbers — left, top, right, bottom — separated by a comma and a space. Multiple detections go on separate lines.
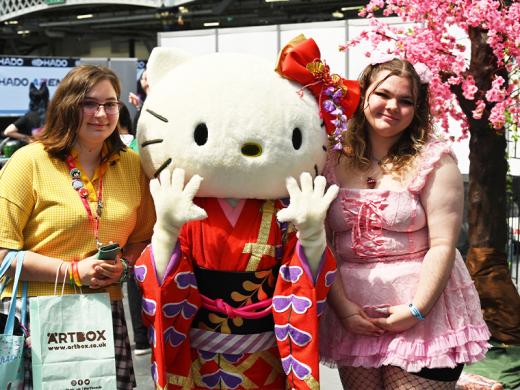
280, 21, 347, 77
158, 30, 216, 55
217, 26, 279, 63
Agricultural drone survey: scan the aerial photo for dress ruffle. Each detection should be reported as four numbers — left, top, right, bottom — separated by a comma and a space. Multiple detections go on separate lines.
320, 327, 490, 373
408, 138, 457, 193
320, 254, 491, 372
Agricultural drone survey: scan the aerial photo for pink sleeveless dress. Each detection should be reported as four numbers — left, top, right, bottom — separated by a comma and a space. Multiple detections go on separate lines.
320, 140, 490, 372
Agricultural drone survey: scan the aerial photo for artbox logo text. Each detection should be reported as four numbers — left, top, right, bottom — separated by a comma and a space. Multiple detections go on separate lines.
47, 330, 107, 344
46, 329, 108, 351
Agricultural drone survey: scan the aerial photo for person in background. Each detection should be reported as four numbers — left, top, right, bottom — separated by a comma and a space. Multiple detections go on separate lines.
0, 65, 155, 389
128, 68, 149, 132
3, 110, 43, 144
118, 103, 136, 150
320, 58, 490, 389
2, 80, 49, 143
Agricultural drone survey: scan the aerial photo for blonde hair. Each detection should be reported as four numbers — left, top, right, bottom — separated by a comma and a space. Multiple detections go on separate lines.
339, 58, 432, 173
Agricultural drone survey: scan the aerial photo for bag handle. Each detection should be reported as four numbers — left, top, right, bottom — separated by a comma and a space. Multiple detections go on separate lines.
52, 261, 80, 296
0, 250, 18, 279
0, 250, 26, 335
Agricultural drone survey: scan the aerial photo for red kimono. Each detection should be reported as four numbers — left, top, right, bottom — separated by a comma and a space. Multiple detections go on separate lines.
135, 198, 336, 389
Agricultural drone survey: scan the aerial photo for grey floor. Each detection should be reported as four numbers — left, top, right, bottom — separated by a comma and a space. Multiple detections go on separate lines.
122, 287, 343, 389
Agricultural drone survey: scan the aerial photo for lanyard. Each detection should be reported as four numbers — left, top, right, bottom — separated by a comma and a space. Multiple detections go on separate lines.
66, 155, 104, 248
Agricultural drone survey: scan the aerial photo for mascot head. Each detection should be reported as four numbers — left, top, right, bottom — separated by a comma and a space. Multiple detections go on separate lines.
138, 36, 359, 199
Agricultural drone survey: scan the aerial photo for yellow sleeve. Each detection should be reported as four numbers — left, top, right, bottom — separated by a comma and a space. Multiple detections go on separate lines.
0, 149, 35, 249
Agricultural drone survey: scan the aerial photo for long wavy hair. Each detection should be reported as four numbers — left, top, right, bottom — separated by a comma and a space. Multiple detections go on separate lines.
37, 65, 125, 161
340, 58, 432, 172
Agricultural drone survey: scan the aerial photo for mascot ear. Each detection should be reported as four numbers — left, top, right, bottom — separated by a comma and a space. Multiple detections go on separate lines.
146, 47, 192, 89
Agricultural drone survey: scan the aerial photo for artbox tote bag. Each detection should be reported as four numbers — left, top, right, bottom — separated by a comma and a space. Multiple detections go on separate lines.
0, 251, 27, 390
29, 265, 117, 390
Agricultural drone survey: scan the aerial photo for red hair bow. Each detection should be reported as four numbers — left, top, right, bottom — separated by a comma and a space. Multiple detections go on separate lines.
276, 35, 361, 142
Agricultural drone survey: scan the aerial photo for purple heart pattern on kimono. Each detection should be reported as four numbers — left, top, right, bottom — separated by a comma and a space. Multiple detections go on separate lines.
280, 265, 303, 283
163, 300, 198, 319
202, 369, 243, 389
272, 294, 312, 314
274, 323, 312, 346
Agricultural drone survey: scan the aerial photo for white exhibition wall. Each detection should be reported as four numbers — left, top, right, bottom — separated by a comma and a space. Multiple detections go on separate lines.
157, 18, 518, 175
158, 18, 413, 81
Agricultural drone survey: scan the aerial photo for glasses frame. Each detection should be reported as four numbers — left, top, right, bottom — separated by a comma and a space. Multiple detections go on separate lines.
80, 100, 122, 116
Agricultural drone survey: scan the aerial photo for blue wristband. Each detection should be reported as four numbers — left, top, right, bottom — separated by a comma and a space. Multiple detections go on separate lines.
408, 303, 425, 320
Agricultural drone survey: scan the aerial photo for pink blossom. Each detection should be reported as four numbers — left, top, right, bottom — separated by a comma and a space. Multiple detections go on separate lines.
485, 76, 507, 102
370, 51, 397, 65
413, 62, 433, 84
342, 0, 518, 135
472, 100, 486, 120
462, 76, 478, 100
489, 101, 507, 129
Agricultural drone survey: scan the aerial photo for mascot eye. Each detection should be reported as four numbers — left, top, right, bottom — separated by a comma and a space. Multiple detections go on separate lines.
292, 127, 302, 150
194, 123, 208, 146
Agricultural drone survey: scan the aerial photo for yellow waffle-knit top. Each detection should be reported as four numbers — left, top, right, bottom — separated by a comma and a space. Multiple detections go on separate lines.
0, 142, 155, 300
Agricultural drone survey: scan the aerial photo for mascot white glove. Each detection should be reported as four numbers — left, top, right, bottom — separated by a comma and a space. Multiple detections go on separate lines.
150, 168, 207, 278
277, 172, 339, 276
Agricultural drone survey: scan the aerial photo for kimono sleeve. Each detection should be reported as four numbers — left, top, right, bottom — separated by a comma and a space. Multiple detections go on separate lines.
273, 231, 336, 390
135, 240, 201, 389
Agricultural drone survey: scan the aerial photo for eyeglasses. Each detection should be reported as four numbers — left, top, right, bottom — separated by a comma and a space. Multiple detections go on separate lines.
81, 100, 122, 116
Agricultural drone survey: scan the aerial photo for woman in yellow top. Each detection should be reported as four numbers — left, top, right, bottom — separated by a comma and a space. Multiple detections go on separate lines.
0, 65, 155, 389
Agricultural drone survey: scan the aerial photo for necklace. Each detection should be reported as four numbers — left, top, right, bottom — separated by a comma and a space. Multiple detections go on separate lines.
366, 157, 382, 189
66, 155, 104, 248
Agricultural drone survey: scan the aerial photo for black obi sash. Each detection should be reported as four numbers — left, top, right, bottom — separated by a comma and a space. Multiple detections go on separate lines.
193, 265, 279, 334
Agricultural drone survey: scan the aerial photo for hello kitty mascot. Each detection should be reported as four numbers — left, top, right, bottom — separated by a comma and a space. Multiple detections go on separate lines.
135, 36, 360, 389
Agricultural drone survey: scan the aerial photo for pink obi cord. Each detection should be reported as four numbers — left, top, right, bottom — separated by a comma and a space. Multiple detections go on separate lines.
200, 295, 273, 320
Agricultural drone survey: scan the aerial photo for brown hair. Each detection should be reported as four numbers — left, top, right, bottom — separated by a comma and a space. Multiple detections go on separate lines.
340, 58, 432, 172
37, 64, 125, 160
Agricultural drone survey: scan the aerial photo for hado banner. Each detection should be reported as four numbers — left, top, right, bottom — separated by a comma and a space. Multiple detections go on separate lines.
0, 55, 78, 116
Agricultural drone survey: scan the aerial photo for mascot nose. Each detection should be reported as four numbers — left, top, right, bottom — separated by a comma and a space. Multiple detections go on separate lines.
241, 142, 262, 157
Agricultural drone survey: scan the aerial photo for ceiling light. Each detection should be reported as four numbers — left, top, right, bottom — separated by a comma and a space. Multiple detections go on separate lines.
5, 20, 18, 25
265, 0, 290, 3
178, 6, 189, 14
77, 14, 93, 20
332, 11, 344, 18
17, 30, 30, 35
341, 6, 363, 11
203, 22, 220, 27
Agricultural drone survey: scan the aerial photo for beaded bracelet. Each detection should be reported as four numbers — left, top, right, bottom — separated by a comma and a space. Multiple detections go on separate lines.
408, 303, 425, 321
68, 262, 75, 286
71, 261, 82, 287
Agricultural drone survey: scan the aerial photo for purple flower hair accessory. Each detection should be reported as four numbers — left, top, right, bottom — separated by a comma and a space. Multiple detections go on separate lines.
323, 84, 349, 151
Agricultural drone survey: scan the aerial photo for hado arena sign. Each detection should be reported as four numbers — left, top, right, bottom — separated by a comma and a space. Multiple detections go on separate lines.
0, 55, 78, 116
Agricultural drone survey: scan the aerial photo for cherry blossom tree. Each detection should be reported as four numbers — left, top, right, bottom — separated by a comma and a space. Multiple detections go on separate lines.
343, 0, 520, 344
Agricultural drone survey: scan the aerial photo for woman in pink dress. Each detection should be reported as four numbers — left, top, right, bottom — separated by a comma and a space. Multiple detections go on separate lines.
320, 58, 490, 389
